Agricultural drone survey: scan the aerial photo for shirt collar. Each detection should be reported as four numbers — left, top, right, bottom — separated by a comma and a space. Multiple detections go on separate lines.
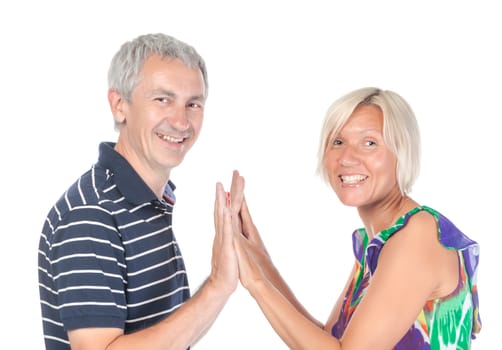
96, 141, 176, 205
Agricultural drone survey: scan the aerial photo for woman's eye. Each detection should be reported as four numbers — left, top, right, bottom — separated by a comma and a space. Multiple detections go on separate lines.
332, 139, 343, 146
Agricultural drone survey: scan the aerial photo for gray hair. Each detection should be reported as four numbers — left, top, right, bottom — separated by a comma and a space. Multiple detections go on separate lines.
107, 33, 208, 102
316, 87, 421, 195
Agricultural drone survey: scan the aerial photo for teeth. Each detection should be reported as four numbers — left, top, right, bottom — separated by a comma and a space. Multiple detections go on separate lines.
340, 175, 367, 184
157, 133, 184, 143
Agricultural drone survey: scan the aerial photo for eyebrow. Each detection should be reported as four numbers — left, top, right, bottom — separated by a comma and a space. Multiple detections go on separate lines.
151, 88, 205, 101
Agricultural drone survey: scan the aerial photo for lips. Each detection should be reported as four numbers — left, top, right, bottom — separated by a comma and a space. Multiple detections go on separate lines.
339, 174, 368, 184
156, 132, 186, 143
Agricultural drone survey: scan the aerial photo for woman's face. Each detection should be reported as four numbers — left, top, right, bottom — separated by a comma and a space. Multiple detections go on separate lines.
323, 105, 399, 207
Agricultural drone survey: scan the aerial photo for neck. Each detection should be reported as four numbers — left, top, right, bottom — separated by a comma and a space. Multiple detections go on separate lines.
114, 141, 170, 200
357, 191, 418, 239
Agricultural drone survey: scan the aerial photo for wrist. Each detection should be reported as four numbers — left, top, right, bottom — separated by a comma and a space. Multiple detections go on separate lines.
204, 275, 235, 300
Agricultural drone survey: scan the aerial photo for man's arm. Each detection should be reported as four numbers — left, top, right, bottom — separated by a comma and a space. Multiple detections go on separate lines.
67, 277, 233, 349
69, 179, 245, 350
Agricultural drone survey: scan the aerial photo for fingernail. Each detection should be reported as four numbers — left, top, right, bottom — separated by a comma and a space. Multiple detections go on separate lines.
226, 192, 231, 206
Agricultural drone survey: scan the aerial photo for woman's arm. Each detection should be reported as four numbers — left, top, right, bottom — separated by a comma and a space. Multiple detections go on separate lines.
237, 193, 323, 328
233, 224, 340, 349
233, 207, 455, 349
339, 211, 457, 349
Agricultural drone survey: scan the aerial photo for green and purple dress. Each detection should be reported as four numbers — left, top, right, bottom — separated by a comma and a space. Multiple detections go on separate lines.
331, 206, 481, 349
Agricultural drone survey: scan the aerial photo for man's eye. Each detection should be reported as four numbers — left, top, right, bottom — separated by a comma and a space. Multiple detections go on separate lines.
188, 102, 203, 109
155, 97, 169, 103
365, 140, 377, 146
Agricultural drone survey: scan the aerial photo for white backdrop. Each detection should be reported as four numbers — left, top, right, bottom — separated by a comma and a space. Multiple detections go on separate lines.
1, 1, 499, 348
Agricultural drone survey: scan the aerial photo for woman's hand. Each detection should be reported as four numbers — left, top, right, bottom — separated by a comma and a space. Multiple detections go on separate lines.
228, 172, 272, 291
233, 213, 268, 292
209, 172, 244, 296
239, 197, 271, 262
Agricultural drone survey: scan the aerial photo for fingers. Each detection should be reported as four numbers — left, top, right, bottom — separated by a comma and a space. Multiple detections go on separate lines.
232, 226, 247, 266
214, 171, 246, 246
241, 196, 252, 223
240, 196, 258, 241
211, 183, 240, 293
213, 183, 219, 232
221, 206, 234, 249
214, 182, 227, 244
228, 170, 245, 237
230, 170, 245, 213
232, 220, 250, 274
232, 221, 265, 291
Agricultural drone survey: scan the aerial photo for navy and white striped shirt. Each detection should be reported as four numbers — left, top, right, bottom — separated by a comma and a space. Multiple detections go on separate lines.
38, 142, 190, 349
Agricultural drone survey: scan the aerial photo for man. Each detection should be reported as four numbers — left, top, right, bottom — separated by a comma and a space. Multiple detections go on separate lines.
38, 33, 243, 349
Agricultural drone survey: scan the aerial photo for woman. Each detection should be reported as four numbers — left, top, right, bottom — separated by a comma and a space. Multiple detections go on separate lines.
225, 87, 481, 349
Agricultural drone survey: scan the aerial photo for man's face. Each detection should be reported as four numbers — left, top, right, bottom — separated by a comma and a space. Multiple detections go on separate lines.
115, 55, 206, 177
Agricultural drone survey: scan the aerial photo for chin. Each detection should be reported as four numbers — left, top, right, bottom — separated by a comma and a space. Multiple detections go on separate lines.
336, 195, 366, 207
163, 155, 185, 169
340, 201, 361, 208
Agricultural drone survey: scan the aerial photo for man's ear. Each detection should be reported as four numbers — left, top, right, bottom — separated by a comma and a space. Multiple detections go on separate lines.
108, 88, 127, 125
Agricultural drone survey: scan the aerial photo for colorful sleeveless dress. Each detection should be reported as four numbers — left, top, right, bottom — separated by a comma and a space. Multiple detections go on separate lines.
331, 206, 481, 349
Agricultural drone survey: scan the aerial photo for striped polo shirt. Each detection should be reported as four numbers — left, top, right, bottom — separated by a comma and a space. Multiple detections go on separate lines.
38, 141, 190, 350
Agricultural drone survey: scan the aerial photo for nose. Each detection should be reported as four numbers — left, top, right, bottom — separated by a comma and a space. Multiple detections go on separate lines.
338, 146, 360, 167
168, 105, 190, 131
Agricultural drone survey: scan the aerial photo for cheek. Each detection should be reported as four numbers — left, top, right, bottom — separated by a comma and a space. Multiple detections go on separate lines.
373, 153, 398, 182
194, 116, 204, 131
323, 155, 339, 186
323, 150, 337, 170
323, 158, 334, 181
189, 113, 204, 130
